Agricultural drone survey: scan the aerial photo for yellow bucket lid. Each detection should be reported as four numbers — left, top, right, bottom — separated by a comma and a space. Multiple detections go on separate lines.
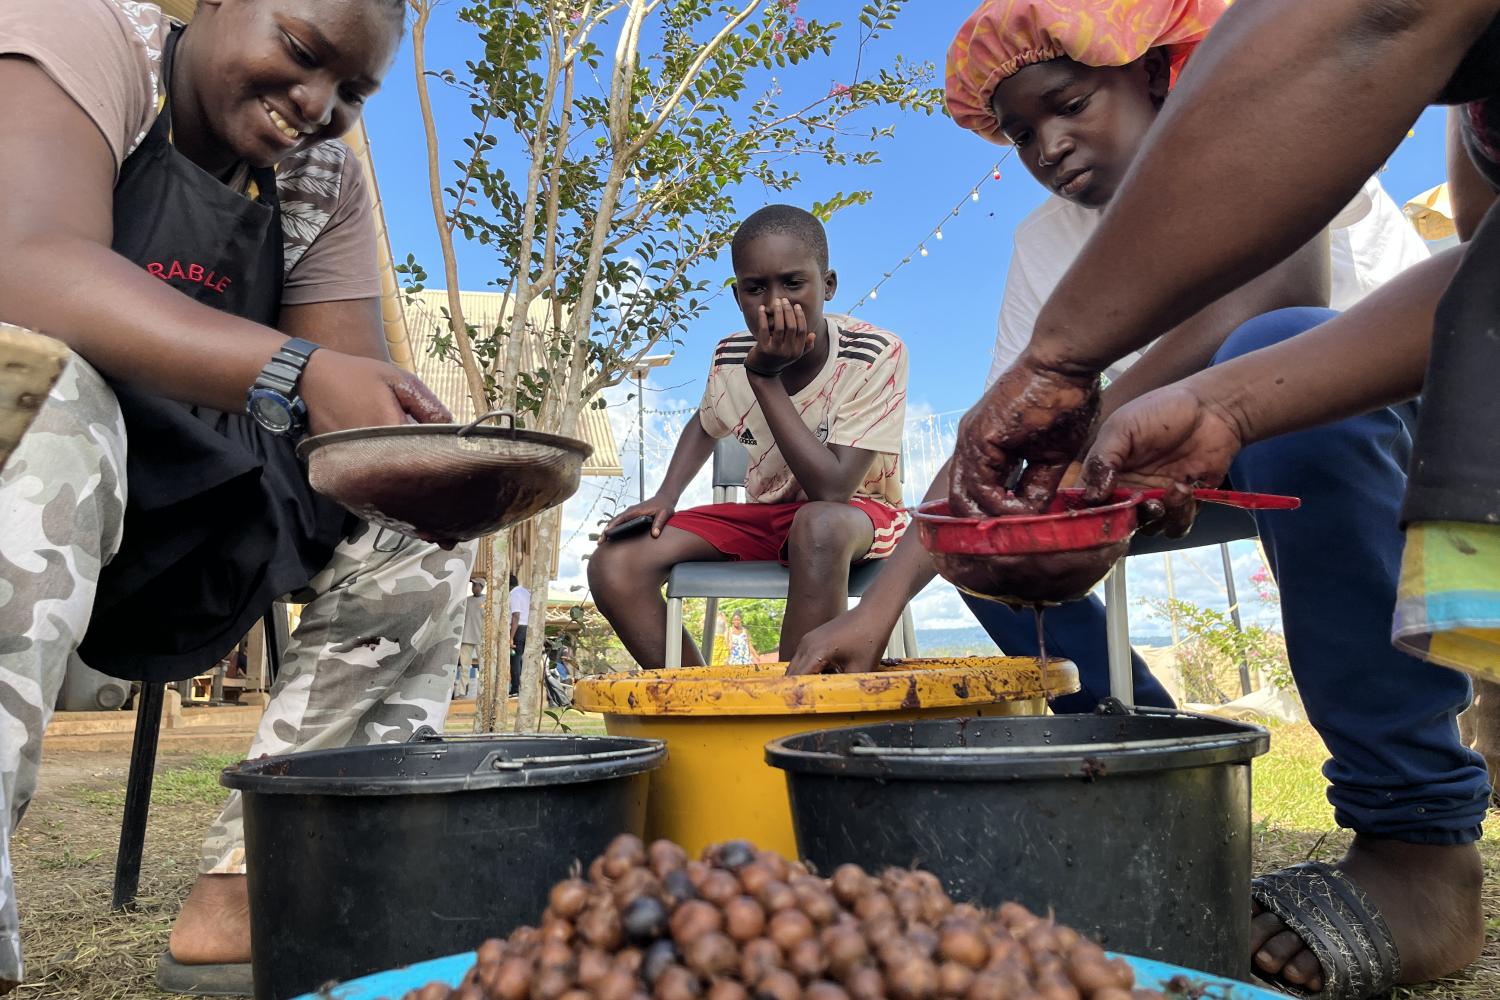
572, 658, 1078, 716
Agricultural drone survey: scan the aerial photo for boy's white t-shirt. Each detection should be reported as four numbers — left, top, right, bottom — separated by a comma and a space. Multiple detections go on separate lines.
986, 176, 1433, 387
697, 313, 908, 508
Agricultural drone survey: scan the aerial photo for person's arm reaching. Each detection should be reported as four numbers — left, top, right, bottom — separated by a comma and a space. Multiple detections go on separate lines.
1084, 247, 1466, 518
952, 0, 1500, 514
786, 458, 949, 675
1028, 0, 1497, 372
599, 414, 715, 539
1098, 231, 1331, 421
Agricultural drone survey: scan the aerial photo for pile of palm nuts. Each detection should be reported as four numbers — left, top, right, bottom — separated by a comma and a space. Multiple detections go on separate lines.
403, 836, 1169, 1000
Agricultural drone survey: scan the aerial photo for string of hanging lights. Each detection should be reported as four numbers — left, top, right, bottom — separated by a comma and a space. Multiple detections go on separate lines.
849, 146, 1017, 312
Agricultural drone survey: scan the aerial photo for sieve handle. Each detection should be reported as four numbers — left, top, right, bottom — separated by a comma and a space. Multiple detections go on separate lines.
457, 409, 516, 437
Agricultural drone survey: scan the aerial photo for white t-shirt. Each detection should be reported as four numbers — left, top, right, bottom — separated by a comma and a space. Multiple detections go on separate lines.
510, 585, 531, 627
986, 176, 1433, 387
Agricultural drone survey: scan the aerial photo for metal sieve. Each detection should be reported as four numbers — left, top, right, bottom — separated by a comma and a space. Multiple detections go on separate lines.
296, 410, 591, 543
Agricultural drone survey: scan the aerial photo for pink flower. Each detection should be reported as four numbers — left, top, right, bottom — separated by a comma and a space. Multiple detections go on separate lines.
828, 82, 851, 98
794, 16, 807, 33
569, 11, 582, 22
774, 29, 785, 42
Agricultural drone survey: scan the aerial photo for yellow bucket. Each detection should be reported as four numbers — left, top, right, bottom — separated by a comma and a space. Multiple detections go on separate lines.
572, 658, 1078, 858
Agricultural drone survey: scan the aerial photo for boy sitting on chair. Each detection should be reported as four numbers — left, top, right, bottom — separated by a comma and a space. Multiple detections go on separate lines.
589, 205, 908, 667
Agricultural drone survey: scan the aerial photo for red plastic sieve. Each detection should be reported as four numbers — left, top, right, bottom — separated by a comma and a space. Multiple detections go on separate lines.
914, 488, 1299, 558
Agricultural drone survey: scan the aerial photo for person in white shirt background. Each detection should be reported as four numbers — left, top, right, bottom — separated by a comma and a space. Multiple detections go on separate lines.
508, 574, 531, 697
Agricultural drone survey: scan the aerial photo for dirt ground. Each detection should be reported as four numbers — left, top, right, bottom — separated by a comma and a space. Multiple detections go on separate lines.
9, 731, 1500, 999
11, 749, 232, 1000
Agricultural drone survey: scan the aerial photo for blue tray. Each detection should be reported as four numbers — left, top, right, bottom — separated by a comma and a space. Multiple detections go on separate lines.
293, 950, 1282, 999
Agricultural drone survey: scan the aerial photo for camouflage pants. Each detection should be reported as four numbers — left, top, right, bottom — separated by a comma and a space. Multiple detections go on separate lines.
0, 357, 474, 985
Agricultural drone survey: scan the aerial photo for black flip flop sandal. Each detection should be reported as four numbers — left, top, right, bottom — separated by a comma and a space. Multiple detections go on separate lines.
156, 952, 252, 997
1250, 862, 1402, 1000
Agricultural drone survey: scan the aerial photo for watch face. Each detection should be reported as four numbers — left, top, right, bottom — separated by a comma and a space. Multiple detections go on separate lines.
249, 391, 294, 433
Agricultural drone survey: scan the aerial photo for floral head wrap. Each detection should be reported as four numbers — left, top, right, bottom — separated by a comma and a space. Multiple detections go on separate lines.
946, 0, 1230, 144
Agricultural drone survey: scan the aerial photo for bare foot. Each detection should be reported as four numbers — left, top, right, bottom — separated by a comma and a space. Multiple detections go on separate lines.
1251, 835, 1484, 992
168, 874, 251, 965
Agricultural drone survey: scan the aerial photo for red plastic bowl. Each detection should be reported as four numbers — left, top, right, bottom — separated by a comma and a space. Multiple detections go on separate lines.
915, 489, 1146, 557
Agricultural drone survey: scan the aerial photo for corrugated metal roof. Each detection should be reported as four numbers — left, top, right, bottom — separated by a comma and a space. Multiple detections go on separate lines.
404, 290, 622, 477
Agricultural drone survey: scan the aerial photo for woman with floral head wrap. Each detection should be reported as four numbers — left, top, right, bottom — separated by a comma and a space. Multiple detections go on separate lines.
793, 2, 1486, 998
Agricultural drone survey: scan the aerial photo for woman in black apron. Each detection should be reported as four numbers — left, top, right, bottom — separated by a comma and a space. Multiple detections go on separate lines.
0, 0, 462, 991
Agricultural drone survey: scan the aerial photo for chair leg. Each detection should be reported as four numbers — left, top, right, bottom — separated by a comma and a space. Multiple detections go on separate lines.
1103, 562, 1134, 709
702, 597, 720, 659
112, 681, 164, 910
885, 625, 903, 659
263, 607, 284, 684
664, 597, 683, 669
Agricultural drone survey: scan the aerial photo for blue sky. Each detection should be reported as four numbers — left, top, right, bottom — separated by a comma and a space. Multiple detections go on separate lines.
365, 3, 1454, 414
361, 4, 1456, 647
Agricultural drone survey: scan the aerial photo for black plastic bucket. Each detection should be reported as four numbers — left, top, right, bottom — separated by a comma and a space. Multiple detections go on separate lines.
221, 731, 666, 999
765, 710, 1268, 979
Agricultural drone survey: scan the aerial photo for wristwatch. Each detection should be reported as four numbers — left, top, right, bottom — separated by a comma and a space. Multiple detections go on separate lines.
246, 337, 321, 437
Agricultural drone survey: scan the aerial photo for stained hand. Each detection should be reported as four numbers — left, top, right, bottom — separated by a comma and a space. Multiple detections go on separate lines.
949, 357, 1100, 516
1081, 384, 1247, 538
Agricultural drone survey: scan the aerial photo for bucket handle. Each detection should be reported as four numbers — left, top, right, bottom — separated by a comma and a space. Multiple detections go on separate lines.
404, 728, 662, 771
846, 736, 1255, 757
480, 745, 662, 772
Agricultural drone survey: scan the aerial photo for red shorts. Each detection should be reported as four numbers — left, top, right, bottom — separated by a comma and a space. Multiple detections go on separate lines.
667, 499, 908, 565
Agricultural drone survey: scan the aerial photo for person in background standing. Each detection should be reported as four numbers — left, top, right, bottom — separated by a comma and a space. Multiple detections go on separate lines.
726, 611, 758, 665
455, 579, 484, 698
509, 573, 531, 697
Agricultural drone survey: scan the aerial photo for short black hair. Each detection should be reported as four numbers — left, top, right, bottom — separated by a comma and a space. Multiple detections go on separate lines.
731, 205, 829, 273
509, 574, 519, 589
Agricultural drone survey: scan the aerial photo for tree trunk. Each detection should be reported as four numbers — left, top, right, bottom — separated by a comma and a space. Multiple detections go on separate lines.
476, 529, 510, 732
513, 506, 561, 731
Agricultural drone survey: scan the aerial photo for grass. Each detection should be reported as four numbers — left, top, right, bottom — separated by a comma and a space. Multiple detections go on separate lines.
78, 754, 243, 810
10, 723, 1500, 998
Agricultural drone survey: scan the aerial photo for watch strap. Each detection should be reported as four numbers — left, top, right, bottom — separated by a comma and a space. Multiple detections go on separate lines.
256, 337, 321, 395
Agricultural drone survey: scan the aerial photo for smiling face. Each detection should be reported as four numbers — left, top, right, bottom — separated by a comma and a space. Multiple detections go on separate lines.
186, 0, 402, 169
731, 232, 837, 334
991, 54, 1168, 209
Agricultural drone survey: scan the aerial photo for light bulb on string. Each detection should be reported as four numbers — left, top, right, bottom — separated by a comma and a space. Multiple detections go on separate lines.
919, 246, 928, 257
992, 169, 1002, 181
935, 229, 943, 240
869, 289, 878, 300
971, 190, 980, 202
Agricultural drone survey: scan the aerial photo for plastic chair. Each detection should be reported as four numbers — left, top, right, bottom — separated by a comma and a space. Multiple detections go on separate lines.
663, 438, 919, 668
1101, 505, 1259, 708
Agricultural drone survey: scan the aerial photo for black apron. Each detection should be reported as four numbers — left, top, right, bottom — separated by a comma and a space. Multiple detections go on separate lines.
1400, 17, 1500, 528
78, 28, 350, 683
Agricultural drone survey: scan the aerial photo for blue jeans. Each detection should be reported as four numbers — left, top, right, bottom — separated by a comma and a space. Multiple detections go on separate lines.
966, 308, 1489, 845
